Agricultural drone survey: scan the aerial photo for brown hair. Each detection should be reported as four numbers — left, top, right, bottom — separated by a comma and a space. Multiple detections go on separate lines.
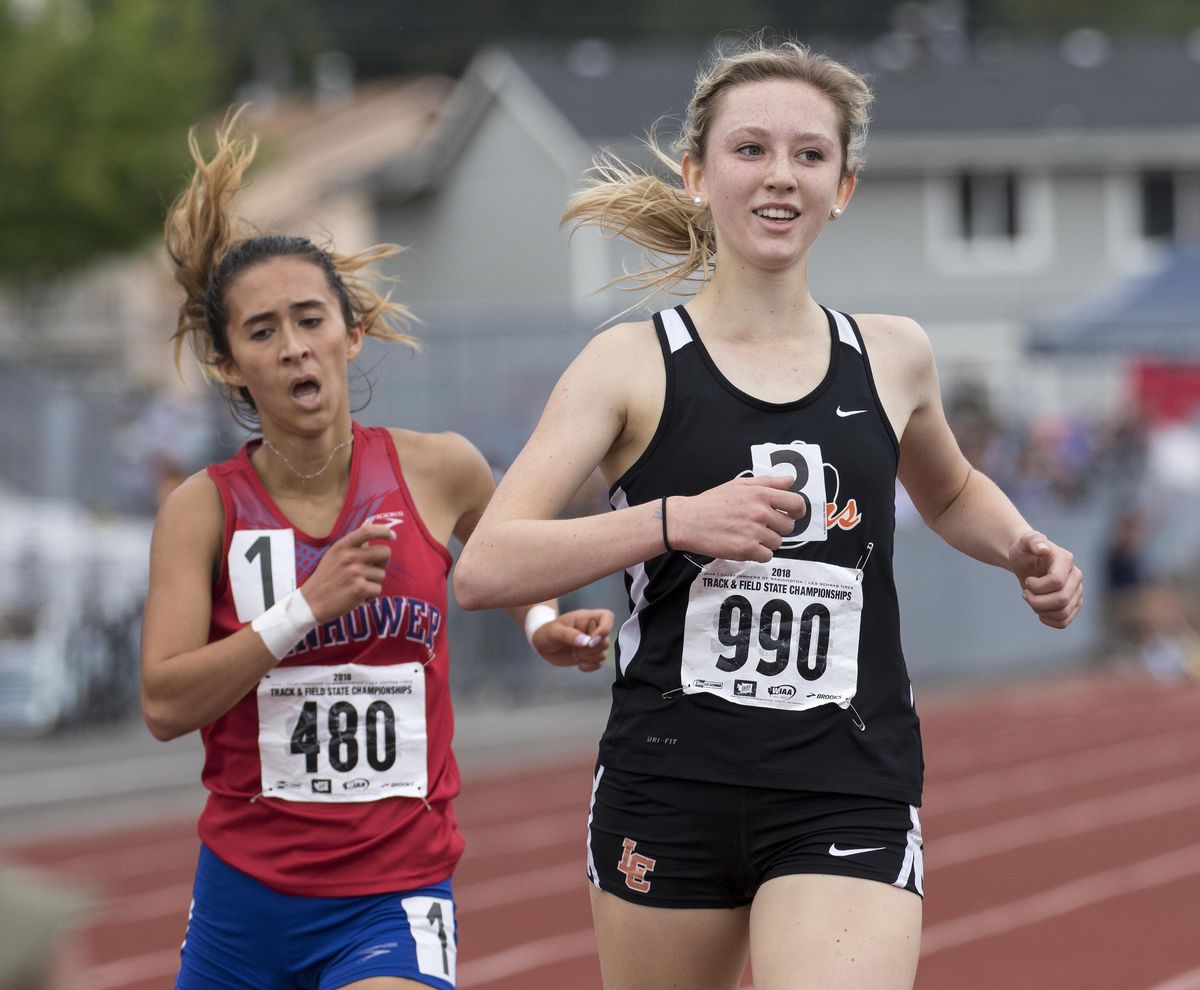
164, 108, 417, 425
563, 37, 873, 298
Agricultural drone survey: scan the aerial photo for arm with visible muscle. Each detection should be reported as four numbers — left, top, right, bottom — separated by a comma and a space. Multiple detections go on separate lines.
139, 474, 397, 740
875, 315, 1083, 629
430, 430, 614, 671
455, 324, 809, 610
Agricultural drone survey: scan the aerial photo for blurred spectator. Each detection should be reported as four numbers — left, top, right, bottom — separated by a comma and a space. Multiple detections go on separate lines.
1102, 509, 1149, 664
1136, 583, 1200, 683
944, 393, 1153, 514
0, 864, 90, 990
116, 388, 222, 513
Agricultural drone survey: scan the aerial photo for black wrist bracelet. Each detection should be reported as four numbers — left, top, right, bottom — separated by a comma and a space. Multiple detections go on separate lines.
661, 495, 674, 552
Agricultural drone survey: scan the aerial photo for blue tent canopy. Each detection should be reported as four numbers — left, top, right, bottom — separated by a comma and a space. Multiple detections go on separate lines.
1030, 244, 1200, 357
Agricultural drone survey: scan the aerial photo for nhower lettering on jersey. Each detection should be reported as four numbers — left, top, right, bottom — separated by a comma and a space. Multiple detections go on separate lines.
286, 595, 442, 658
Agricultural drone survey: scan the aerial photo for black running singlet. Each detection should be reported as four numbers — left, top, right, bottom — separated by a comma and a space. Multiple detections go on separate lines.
600, 305, 924, 806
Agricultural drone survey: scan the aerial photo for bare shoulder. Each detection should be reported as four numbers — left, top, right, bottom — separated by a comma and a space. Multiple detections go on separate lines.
150, 469, 223, 564
568, 318, 659, 379
850, 314, 939, 438
853, 313, 933, 365
388, 427, 494, 503
156, 469, 222, 532
590, 317, 659, 353
388, 428, 495, 544
389, 427, 492, 481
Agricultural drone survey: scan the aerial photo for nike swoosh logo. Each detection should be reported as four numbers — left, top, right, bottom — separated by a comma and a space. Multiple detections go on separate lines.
828, 844, 885, 857
836, 406, 867, 417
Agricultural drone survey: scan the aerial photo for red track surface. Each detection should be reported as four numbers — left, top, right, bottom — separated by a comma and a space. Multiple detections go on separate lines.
5, 673, 1200, 989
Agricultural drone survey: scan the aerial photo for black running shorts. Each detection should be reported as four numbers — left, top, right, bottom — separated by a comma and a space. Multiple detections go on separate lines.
586, 763, 924, 909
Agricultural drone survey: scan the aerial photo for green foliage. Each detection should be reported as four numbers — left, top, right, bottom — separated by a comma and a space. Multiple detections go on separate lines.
0, 0, 220, 280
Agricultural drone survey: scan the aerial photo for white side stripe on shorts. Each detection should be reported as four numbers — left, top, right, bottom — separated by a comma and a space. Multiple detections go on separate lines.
893, 805, 924, 895
585, 764, 605, 888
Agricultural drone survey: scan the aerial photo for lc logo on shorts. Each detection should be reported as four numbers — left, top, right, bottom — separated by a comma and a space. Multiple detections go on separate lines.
618, 838, 656, 893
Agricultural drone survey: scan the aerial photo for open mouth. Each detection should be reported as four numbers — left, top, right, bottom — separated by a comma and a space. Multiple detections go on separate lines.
290, 376, 321, 408
754, 207, 798, 221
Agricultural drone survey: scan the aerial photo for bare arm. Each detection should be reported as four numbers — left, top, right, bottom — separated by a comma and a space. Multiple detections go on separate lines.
455, 324, 808, 610
429, 430, 614, 670
880, 316, 1083, 628
140, 474, 398, 740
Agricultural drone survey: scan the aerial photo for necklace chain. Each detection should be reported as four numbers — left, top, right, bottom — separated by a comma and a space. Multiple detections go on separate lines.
261, 435, 353, 483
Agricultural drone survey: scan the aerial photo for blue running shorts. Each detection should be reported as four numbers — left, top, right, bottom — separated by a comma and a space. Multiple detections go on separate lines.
176, 844, 457, 989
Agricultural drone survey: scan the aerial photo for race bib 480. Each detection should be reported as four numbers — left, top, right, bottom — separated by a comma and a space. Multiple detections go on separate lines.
256, 662, 427, 802
680, 558, 862, 711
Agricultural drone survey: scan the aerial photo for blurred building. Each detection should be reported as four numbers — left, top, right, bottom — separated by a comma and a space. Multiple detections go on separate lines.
5, 32, 1200, 683
364, 35, 1200, 419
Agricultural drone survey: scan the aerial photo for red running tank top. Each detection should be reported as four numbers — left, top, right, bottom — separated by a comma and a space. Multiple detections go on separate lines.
199, 422, 461, 896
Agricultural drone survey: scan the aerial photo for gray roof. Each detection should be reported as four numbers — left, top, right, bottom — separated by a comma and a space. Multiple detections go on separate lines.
1031, 243, 1200, 357
502, 37, 1200, 145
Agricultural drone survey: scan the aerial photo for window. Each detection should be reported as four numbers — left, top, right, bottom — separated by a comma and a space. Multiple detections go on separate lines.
1140, 171, 1176, 242
958, 172, 1019, 241
925, 171, 1052, 274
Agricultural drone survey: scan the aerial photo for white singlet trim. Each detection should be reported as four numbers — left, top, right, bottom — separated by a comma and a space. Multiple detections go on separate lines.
611, 487, 650, 676
660, 307, 693, 353
830, 310, 861, 354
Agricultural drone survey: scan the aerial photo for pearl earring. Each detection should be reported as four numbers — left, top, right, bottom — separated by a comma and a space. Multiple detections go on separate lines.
693, 196, 704, 207
830, 207, 843, 219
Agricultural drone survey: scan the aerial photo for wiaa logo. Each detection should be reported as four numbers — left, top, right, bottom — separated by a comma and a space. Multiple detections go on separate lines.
342, 778, 370, 791
767, 685, 797, 699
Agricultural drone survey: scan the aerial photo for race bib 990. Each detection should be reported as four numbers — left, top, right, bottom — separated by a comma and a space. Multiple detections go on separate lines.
257, 662, 427, 802
680, 558, 862, 711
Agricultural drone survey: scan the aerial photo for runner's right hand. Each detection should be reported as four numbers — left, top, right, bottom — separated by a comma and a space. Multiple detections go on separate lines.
666, 474, 807, 563
300, 524, 397, 622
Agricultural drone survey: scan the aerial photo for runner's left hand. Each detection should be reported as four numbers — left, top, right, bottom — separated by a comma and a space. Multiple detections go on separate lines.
531, 608, 614, 671
1009, 530, 1084, 629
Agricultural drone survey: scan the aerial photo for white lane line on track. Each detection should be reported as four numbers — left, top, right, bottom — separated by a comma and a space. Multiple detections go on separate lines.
928, 692, 1200, 776
458, 928, 598, 986
0, 751, 201, 811
97, 883, 194, 926
64, 763, 1200, 924
1146, 964, 1200, 990
91, 864, 587, 930
922, 842, 1200, 956
457, 861, 583, 911
46, 836, 199, 880
935, 773, 1200, 867
934, 726, 1200, 812
35, 803, 585, 878
78, 948, 181, 990
458, 772, 592, 823
463, 809, 584, 856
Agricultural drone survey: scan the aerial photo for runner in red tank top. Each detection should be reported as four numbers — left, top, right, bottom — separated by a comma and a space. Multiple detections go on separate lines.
140, 110, 613, 990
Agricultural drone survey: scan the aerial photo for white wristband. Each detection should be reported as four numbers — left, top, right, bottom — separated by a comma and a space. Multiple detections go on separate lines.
251, 587, 319, 661
524, 604, 558, 646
